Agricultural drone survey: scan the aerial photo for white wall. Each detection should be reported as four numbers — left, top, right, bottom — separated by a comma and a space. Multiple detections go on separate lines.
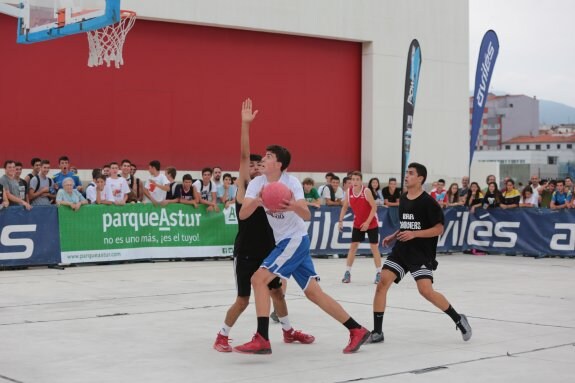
124, 0, 469, 182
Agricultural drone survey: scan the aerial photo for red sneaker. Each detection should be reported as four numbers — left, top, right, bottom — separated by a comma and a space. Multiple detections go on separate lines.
343, 327, 370, 354
213, 333, 232, 352
233, 333, 272, 354
283, 328, 315, 344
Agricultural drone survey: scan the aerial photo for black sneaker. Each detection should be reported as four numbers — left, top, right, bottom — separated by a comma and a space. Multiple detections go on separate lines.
365, 331, 384, 344
456, 314, 472, 341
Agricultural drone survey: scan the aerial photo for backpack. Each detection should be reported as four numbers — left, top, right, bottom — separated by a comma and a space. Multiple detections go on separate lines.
32, 175, 53, 193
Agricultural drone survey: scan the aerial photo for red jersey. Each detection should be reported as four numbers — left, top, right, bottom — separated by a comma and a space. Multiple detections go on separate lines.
348, 186, 379, 229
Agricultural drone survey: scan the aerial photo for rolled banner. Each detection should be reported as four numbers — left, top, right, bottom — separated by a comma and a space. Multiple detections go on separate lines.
401, 39, 422, 190
470, 30, 499, 168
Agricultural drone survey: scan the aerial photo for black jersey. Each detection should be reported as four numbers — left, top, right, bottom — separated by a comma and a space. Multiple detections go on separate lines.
391, 191, 444, 263
178, 185, 195, 201
234, 201, 275, 261
382, 186, 401, 203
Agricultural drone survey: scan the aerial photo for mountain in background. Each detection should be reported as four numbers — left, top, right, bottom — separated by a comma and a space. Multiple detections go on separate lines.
539, 99, 575, 125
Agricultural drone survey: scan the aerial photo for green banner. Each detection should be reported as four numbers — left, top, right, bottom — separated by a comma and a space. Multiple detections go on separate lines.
58, 204, 238, 263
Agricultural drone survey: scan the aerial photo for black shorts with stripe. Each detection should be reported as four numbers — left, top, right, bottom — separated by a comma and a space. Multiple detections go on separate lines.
382, 253, 438, 283
234, 256, 282, 297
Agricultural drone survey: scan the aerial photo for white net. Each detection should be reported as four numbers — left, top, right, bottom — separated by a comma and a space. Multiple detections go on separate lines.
86, 10, 135, 69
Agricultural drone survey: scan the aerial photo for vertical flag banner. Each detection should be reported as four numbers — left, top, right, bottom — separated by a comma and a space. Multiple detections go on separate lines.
470, 30, 499, 167
401, 39, 422, 189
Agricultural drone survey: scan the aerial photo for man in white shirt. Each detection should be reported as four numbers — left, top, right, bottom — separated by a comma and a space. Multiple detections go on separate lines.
193, 167, 219, 212
212, 166, 223, 189
143, 160, 170, 205
104, 162, 131, 205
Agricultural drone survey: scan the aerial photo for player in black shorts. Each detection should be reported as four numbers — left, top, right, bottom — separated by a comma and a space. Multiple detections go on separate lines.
213, 99, 314, 352
368, 162, 472, 344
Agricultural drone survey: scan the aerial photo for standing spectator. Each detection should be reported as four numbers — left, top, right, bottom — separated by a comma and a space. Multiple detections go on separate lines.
430, 179, 447, 207
95, 174, 113, 205
445, 183, 463, 207
25, 157, 42, 185
482, 182, 501, 209
121, 159, 143, 203
104, 162, 131, 205
162, 166, 180, 206
341, 176, 352, 200
101, 164, 111, 177
464, 182, 483, 212
143, 160, 170, 206
500, 179, 520, 209
29, 160, 55, 206
53, 156, 82, 192
302, 178, 320, 208
565, 176, 573, 194
317, 172, 335, 197
519, 186, 538, 208
321, 175, 344, 206
212, 166, 223, 190
178, 174, 198, 208
217, 173, 237, 208
194, 167, 219, 212
528, 175, 541, 205
57, 178, 88, 211
0, 182, 8, 209
538, 180, 555, 208
130, 163, 137, 176
14, 162, 30, 204
459, 176, 470, 198
550, 180, 572, 210
483, 174, 497, 193
85, 168, 101, 204
382, 177, 401, 207
0, 160, 31, 210
367, 177, 384, 206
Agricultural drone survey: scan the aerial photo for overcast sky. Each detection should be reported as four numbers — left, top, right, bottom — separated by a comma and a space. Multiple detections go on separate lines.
469, 0, 575, 107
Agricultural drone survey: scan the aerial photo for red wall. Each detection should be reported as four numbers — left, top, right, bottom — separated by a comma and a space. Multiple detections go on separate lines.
0, 15, 361, 172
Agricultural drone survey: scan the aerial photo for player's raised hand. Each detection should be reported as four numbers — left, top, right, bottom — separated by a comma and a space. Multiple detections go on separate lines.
241, 98, 259, 124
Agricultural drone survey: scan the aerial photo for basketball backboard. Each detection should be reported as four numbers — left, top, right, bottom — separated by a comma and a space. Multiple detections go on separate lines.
0, 0, 120, 43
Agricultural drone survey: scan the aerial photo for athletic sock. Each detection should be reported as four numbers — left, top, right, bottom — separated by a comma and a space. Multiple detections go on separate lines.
373, 312, 384, 334
278, 315, 292, 332
343, 317, 362, 330
219, 324, 231, 337
257, 317, 270, 340
346, 266, 352, 272
444, 305, 461, 324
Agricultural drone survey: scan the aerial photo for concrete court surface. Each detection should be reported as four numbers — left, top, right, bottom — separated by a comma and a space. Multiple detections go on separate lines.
0, 254, 573, 383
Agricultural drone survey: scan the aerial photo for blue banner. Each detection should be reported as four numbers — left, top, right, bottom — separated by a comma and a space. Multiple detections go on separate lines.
0, 206, 61, 267
309, 206, 575, 258
470, 30, 499, 167
401, 39, 422, 188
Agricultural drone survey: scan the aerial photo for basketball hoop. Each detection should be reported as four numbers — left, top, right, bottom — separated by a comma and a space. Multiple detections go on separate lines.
87, 10, 136, 69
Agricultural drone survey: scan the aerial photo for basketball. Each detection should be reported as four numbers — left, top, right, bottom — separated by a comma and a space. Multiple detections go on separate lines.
261, 182, 293, 211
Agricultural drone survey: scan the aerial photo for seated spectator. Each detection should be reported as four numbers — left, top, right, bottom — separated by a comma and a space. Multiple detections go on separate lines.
121, 159, 143, 203
539, 180, 555, 208
341, 176, 352, 200
217, 173, 237, 208
178, 174, 199, 208
56, 178, 88, 211
53, 156, 82, 193
321, 175, 344, 206
430, 179, 447, 207
25, 157, 41, 185
550, 180, 572, 210
85, 169, 102, 204
302, 177, 320, 208
465, 182, 484, 212
367, 177, 384, 206
194, 167, 219, 212
482, 182, 501, 209
382, 177, 401, 207
143, 160, 170, 206
29, 159, 55, 206
0, 160, 31, 210
445, 183, 463, 207
317, 172, 335, 197
163, 166, 180, 206
459, 176, 470, 198
95, 174, 113, 205
500, 179, 520, 209
519, 186, 538, 208
105, 162, 131, 205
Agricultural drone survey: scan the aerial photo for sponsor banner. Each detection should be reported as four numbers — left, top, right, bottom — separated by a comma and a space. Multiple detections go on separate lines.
401, 39, 422, 188
310, 206, 575, 257
470, 30, 499, 167
0, 206, 61, 267
59, 204, 238, 263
